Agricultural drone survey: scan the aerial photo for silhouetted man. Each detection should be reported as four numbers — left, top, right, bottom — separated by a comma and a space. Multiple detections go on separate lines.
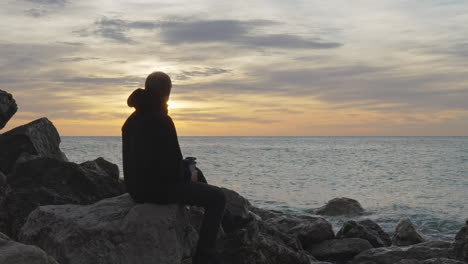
122, 72, 225, 264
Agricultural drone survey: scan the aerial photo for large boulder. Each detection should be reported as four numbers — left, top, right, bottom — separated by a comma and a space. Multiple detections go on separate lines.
307, 238, 373, 262
217, 219, 314, 264
315, 197, 365, 216
351, 244, 453, 264
2, 157, 125, 238
264, 214, 335, 249
453, 220, 468, 262
0, 232, 58, 264
19, 194, 198, 264
336, 219, 392, 248
0, 89, 17, 130
0, 118, 67, 174
392, 218, 426, 246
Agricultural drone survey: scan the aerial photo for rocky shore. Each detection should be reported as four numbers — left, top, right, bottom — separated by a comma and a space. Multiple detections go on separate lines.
1, 89, 467, 264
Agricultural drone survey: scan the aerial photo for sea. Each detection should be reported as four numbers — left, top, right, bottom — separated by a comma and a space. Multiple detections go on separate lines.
61, 136, 468, 241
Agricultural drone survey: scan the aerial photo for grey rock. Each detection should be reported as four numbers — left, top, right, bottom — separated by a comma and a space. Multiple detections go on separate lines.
307, 238, 373, 262
248, 206, 284, 221
0, 118, 67, 174
336, 219, 391, 248
417, 240, 453, 249
80, 157, 120, 180
221, 187, 251, 220
453, 220, 468, 262
0, 232, 58, 264
264, 214, 335, 249
218, 220, 313, 264
395, 258, 465, 264
2, 157, 125, 238
19, 194, 198, 264
352, 245, 452, 264
315, 197, 365, 216
392, 218, 426, 246
0, 90, 17, 130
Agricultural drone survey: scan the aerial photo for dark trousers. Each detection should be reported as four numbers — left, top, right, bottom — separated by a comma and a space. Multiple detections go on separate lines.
138, 168, 228, 256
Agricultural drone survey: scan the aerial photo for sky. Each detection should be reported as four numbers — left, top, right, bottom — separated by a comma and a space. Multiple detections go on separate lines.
1, 0, 467, 136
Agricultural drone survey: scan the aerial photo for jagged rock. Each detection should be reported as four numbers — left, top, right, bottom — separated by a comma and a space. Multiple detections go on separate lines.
336, 219, 391, 247
392, 218, 426, 246
0, 90, 17, 130
395, 258, 465, 264
453, 220, 468, 262
0, 118, 67, 174
19, 194, 198, 264
217, 219, 313, 264
80, 157, 120, 180
221, 187, 251, 220
307, 238, 373, 262
315, 197, 365, 216
264, 214, 335, 249
248, 206, 283, 221
0, 232, 58, 264
351, 245, 452, 264
2, 157, 125, 238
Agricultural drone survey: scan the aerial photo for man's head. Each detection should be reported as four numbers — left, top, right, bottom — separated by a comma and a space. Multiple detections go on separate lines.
145, 71, 172, 101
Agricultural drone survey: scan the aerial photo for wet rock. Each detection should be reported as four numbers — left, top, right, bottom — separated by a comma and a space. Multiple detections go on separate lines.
336, 219, 392, 248
453, 220, 468, 262
392, 218, 426, 246
315, 197, 365, 216
3, 157, 125, 238
351, 245, 452, 264
19, 194, 198, 264
248, 206, 283, 221
307, 238, 373, 262
264, 214, 335, 249
0, 89, 17, 130
0, 232, 58, 264
218, 220, 313, 264
0, 118, 67, 174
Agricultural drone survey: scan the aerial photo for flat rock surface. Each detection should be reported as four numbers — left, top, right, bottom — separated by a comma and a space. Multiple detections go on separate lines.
0, 232, 58, 264
19, 194, 198, 264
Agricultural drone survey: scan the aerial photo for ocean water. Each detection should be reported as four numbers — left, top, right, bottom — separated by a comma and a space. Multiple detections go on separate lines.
61, 136, 468, 241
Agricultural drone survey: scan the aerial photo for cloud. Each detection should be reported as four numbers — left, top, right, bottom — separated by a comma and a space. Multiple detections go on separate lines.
24, 0, 67, 5
83, 17, 342, 49
24, 8, 48, 17
173, 67, 231, 80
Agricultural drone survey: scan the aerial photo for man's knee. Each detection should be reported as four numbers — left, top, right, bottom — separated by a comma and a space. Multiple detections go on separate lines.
211, 187, 226, 209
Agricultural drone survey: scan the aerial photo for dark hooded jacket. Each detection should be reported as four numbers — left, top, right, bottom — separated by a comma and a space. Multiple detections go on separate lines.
122, 89, 187, 202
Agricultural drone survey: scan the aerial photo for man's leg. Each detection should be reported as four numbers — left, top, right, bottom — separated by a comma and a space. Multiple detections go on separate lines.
160, 181, 226, 259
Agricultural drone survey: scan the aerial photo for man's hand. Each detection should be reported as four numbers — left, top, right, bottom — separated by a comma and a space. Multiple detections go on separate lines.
191, 168, 199, 182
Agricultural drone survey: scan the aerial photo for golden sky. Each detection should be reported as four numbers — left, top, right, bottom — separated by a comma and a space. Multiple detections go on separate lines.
1, 0, 468, 136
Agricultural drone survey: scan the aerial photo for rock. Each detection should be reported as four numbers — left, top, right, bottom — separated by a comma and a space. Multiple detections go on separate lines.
392, 218, 426, 246
315, 197, 365, 216
0, 118, 67, 174
336, 219, 392, 248
417, 241, 453, 249
453, 220, 468, 262
351, 245, 452, 264
80, 157, 120, 180
217, 220, 313, 264
0, 232, 58, 264
2, 157, 125, 238
264, 214, 335, 249
395, 259, 465, 264
0, 90, 17, 130
248, 206, 284, 221
307, 238, 373, 262
221, 187, 251, 220
19, 194, 198, 264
